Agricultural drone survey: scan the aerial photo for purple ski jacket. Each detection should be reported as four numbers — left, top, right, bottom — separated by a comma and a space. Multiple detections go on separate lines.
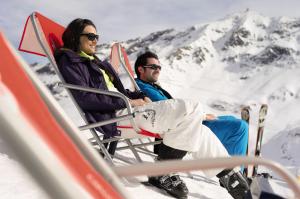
55, 49, 145, 137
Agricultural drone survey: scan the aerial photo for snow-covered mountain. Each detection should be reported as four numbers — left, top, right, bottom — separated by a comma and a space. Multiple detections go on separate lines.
5, 9, 300, 198
98, 10, 300, 115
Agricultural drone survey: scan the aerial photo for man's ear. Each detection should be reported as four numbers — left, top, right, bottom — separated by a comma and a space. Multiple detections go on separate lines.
138, 66, 144, 74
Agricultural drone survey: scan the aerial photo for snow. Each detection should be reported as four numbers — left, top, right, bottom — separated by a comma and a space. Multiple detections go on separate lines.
1, 10, 300, 198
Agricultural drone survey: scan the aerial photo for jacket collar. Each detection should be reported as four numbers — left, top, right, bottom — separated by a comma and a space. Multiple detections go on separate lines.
56, 49, 77, 62
55, 48, 126, 92
136, 78, 158, 87
79, 51, 95, 60
56, 48, 98, 63
56, 48, 105, 73
136, 78, 173, 99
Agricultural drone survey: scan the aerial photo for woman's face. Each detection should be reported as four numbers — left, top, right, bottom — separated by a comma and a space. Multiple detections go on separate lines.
79, 25, 98, 55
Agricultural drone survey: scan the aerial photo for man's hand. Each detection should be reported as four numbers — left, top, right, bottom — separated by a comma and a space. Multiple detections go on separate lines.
205, 114, 217, 121
129, 99, 148, 107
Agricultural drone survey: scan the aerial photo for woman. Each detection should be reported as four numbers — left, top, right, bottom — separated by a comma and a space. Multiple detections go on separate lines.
55, 19, 148, 155
55, 18, 249, 199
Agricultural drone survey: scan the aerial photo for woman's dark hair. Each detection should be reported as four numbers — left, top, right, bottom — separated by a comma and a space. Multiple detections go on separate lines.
62, 18, 96, 52
134, 51, 159, 78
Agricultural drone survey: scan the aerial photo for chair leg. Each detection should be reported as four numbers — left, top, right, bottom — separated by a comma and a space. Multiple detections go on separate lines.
137, 138, 152, 151
125, 139, 143, 163
90, 130, 114, 165
136, 139, 161, 155
134, 147, 157, 157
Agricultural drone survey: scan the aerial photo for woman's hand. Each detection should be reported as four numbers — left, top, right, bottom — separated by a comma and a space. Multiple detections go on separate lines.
144, 97, 152, 103
205, 114, 217, 121
129, 99, 148, 107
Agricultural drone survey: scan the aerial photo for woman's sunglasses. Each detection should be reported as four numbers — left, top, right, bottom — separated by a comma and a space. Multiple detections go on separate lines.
80, 33, 99, 41
143, 64, 162, 70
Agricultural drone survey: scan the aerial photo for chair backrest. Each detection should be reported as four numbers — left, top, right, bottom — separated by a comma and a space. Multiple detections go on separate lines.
0, 32, 126, 198
110, 43, 138, 91
110, 43, 135, 77
19, 12, 64, 56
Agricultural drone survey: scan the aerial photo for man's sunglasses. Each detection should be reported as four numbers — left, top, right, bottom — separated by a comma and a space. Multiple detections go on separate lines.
143, 64, 162, 70
80, 33, 99, 41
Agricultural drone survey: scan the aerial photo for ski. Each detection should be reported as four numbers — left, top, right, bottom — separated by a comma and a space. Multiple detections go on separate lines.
241, 106, 250, 124
241, 106, 250, 177
252, 104, 268, 177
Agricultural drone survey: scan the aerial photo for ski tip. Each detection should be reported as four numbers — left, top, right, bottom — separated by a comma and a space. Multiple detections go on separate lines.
241, 105, 251, 109
241, 105, 251, 111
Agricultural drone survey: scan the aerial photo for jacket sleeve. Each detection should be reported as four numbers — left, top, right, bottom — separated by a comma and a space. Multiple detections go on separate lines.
136, 81, 168, 102
58, 56, 126, 112
141, 86, 169, 102
125, 89, 146, 99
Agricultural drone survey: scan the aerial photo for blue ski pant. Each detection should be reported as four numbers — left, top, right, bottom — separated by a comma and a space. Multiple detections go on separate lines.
203, 115, 248, 156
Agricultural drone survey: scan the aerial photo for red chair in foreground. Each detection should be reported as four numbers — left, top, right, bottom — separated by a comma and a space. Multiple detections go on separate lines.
0, 31, 126, 199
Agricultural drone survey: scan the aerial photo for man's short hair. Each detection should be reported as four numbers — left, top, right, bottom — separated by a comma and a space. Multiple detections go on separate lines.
134, 51, 159, 78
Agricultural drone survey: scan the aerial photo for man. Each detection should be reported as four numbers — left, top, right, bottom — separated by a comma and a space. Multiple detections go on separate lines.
134, 51, 249, 196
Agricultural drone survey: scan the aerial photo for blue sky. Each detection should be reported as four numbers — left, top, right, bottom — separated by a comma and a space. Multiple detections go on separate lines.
1, 0, 300, 63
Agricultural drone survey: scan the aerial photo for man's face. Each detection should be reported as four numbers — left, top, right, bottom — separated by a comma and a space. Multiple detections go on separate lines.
139, 58, 161, 83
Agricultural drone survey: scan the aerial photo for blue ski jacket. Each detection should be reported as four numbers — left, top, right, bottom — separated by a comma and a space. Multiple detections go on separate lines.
135, 78, 172, 102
